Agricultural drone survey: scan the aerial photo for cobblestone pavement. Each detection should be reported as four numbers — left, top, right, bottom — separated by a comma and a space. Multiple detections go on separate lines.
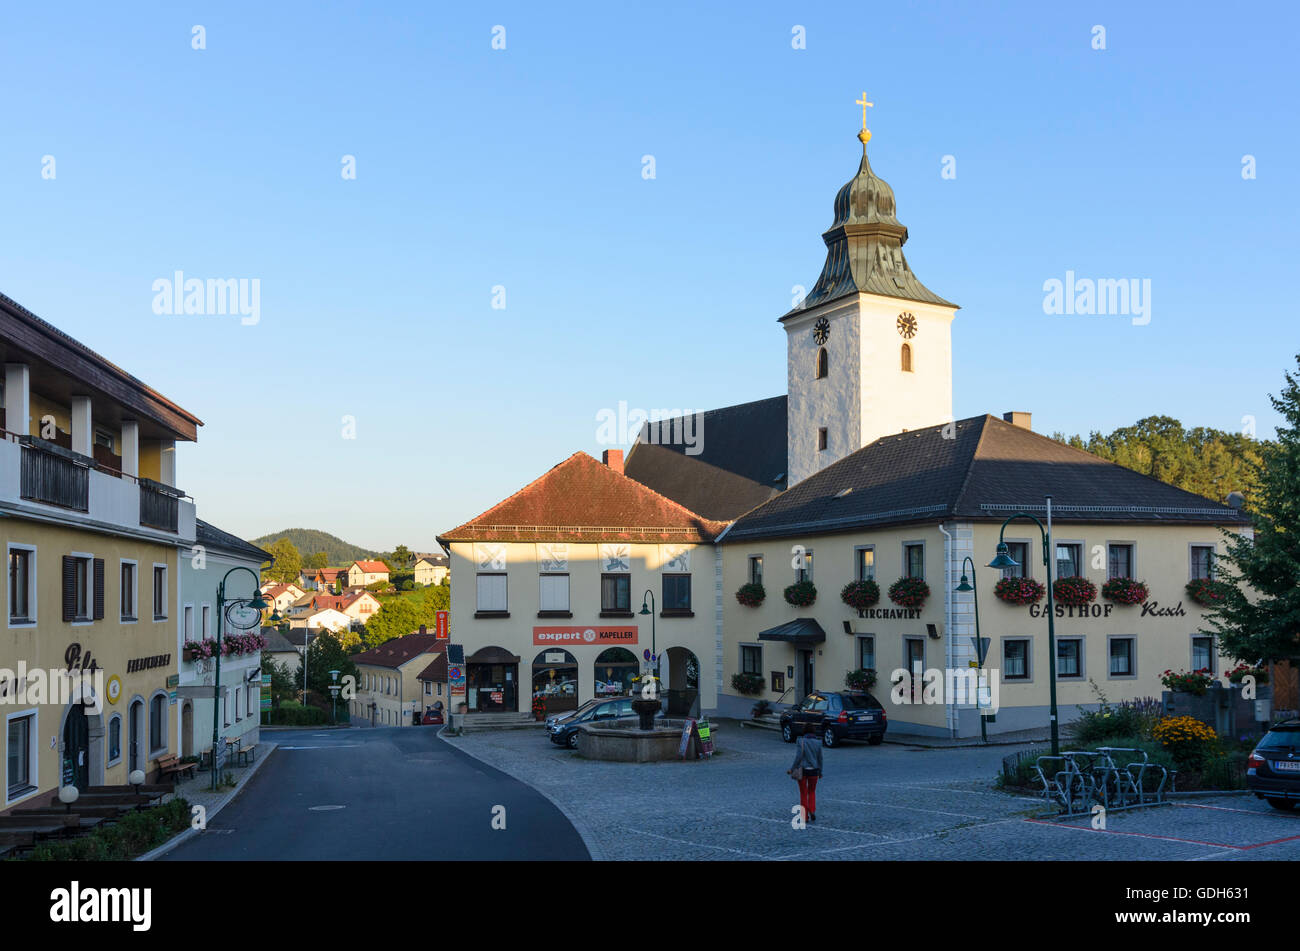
442, 721, 1300, 861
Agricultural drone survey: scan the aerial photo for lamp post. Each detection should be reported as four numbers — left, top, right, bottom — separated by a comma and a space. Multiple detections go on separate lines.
329, 669, 340, 724
987, 495, 1060, 756
954, 556, 988, 744
212, 567, 269, 790
638, 590, 659, 692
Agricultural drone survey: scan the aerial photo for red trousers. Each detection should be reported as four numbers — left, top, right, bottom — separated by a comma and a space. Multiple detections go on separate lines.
798, 774, 819, 817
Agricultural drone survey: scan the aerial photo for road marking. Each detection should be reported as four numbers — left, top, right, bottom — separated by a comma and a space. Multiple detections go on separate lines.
1172, 801, 1291, 817
722, 813, 891, 838
772, 817, 1026, 859
279, 744, 360, 750
623, 827, 775, 859
309, 805, 346, 811
1022, 817, 1241, 849
821, 798, 987, 819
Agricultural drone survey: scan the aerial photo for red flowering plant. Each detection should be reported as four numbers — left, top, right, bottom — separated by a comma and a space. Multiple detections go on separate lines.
1101, 577, 1149, 605
783, 580, 817, 607
1226, 663, 1269, 685
888, 577, 930, 608
735, 583, 766, 607
1185, 578, 1228, 607
1052, 576, 1097, 606
1159, 668, 1214, 695
993, 576, 1045, 605
840, 580, 881, 611
183, 639, 217, 661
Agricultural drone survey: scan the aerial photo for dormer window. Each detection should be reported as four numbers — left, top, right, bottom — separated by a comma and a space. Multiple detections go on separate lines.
815, 347, 828, 379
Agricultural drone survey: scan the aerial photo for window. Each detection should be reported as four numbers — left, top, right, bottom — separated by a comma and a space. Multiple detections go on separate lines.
8, 546, 34, 624
1002, 542, 1029, 579
94, 430, 115, 451
600, 573, 630, 613
858, 636, 876, 671
1107, 544, 1134, 580
904, 543, 925, 580
854, 547, 875, 581
901, 343, 912, 372
538, 574, 570, 614
223, 692, 229, 726
149, 693, 166, 752
796, 549, 813, 583
662, 573, 692, 613
815, 347, 828, 379
120, 561, 136, 620
747, 556, 763, 585
476, 573, 508, 614
62, 555, 102, 622
153, 565, 168, 619
1057, 638, 1083, 678
183, 605, 194, 640
235, 689, 242, 721
741, 645, 761, 675
1109, 637, 1134, 677
1056, 543, 1082, 579
817, 427, 828, 451
1190, 545, 1215, 581
107, 714, 122, 765
1003, 639, 1030, 680
201, 604, 211, 638
1192, 636, 1215, 674
7, 713, 34, 799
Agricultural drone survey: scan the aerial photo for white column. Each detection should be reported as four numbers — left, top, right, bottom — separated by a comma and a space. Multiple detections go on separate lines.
159, 439, 176, 486
71, 396, 93, 457
120, 421, 140, 477
4, 364, 30, 437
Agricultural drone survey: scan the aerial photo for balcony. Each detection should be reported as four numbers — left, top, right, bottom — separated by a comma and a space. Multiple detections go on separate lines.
18, 437, 88, 511
139, 479, 181, 532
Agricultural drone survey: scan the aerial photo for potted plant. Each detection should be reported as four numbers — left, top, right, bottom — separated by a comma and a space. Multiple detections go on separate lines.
751, 698, 773, 719
888, 576, 930, 608
1101, 577, 1149, 605
735, 582, 766, 607
1226, 663, 1269, 686
1053, 576, 1097, 606
840, 579, 881, 611
731, 672, 766, 696
1186, 578, 1227, 607
783, 580, 817, 607
993, 576, 1045, 605
845, 668, 877, 691
1160, 668, 1214, 696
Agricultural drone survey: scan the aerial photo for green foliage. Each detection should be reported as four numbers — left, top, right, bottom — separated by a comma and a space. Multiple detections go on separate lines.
1199, 354, 1300, 664
27, 798, 191, 861
264, 537, 302, 584
300, 629, 359, 698
251, 528, 376, 567
391, 545, 412, 568
261, 653, 296, 704
361, 584, 451, 646
267, 704, 329, 725
306, 551, 329, 571
735, 582, 765, 607
783, 580, 817, 607
730, 673, 766, 695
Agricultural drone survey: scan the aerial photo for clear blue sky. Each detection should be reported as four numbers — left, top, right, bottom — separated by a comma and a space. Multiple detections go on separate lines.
0, 1, 1294, 551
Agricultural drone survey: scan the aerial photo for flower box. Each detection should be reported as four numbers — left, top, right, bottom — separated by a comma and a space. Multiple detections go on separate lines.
1160, 668, 1214, 695
993, 576, 1045, 605
731, 673, 766, 696
783, 580, 817, 608
1185, 578, 1227, 607
888, 577, 930, 608
845, 668, 877, 691
1227, 663, 1268, 685
1052, 576, 1097, 606
1101, 577, 1148, 605
840, 580, 881, 611
735, 582, 766, 607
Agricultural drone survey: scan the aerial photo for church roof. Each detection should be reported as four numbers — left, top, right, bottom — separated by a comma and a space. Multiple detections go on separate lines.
724, 415, 1250, 542
623, 396, 789, 520
783, 134, 956, 317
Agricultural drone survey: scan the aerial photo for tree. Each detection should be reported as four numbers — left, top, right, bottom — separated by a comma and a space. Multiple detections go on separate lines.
261, 653, 296, 706
265, 538, 303, 584
298, 629, 360, 699
1199, 354, 1300, 664
392, 545, 412, 569
306, 551, 329, 570
360, 585, 450, 648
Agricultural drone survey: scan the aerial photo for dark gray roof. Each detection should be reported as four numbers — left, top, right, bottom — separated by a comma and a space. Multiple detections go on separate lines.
623, 395, 788, 520
757, 618, 826, 644
261, 628, 298, 654
725, 415, 1250, 542
196, 519, 272, 563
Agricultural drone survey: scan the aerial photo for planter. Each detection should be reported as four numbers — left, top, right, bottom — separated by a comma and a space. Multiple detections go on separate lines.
888, 577, 930, 608
731, 673, 765, 696
735, 582, 766, 607
845, 669, 877, 691
1102, 577, 1149, 605
783, 580, 817, 607
993, 577, 1045, 605
840, 580, 880, 611
1186, 578, 1228, 607
1052, 576, 1097, 606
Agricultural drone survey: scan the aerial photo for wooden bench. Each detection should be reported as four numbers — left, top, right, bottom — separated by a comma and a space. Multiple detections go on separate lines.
235, 742, 257, 766
85, 781, 175, 796
157, 753, 197, 781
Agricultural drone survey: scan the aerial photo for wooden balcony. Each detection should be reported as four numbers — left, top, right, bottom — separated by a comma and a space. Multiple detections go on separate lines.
18, 437, 89, 511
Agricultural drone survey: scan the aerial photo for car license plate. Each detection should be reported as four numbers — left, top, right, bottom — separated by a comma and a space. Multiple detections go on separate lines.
1274, 760, 1300, 772
858, 714, 875, 722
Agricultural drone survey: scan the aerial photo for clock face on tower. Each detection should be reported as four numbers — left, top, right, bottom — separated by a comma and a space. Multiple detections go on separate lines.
813, 318, 830, 345
896, 313, 918, 339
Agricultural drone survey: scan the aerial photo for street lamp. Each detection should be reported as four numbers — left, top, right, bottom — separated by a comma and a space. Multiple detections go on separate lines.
988, 496, 1060, 756
212, 567, 269, 790
329, 669, 340, 724
954, 557, 988, 744
638, 590, 659, 696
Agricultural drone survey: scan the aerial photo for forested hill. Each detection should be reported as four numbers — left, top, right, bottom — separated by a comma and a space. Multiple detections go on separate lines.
251, 529, 375, 567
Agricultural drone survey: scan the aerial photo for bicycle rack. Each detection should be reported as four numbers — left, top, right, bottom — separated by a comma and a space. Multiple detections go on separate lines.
1034, 748, 1173, 818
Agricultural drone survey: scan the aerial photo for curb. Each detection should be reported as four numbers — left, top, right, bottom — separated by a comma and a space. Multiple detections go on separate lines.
437, 728, 606, 862
135, 741, 279, 861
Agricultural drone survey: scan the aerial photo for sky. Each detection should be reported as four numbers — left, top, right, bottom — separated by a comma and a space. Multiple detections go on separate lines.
0, 1, 1295, 551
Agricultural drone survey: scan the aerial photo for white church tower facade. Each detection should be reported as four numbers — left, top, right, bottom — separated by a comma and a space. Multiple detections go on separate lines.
783, 127, 959, 486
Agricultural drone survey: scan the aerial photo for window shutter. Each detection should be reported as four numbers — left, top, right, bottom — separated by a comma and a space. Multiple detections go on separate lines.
93, 559, 105, 620
62, 556, 76, 621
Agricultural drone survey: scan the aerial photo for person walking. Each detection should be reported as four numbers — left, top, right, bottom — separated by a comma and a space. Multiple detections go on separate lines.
788, 725, 823, 821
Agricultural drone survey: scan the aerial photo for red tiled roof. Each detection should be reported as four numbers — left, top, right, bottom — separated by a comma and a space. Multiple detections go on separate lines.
437, 452, 727, 544
352, 632, 439, 670
416, 652, 448, 683
316, 568, 343, 581
352, 560, 389, 574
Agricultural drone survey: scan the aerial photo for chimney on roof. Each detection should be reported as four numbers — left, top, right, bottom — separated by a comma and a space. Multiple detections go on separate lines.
1003, 411, 1032, 430
419, 624, 427, 635
602, 449, 624, 474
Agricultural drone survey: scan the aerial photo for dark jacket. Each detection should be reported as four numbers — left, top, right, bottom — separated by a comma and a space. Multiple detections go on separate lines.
791, 734, 823, 775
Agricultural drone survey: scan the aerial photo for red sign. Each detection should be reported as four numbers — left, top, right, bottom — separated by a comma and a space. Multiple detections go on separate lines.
435, 610, 450, 640
490, 691, 503, 704
533, 626, 638, 646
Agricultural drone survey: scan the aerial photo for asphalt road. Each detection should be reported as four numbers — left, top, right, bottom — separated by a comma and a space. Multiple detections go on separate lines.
162, 727, 590, 861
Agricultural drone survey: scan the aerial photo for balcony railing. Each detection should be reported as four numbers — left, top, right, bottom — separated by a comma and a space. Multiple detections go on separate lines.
139, 479, 181, 532
19, 437, 89, 511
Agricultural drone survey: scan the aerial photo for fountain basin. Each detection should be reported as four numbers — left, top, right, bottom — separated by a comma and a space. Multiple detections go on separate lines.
576, 718, 715, 762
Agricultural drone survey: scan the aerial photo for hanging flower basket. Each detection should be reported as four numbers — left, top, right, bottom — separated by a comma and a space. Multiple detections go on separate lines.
183, 639, 217, 662
845, 668, 877, 691
993, 576, 1045, 605
1185, 578, 1227, 607
1053, 576, 1098, 607
783, 580, 817, 607
735, 582, 766, 607
840, 580, 881, 611
1102, 577, 1149, 605
888, 577, 930, 608
730, 673, 766, 696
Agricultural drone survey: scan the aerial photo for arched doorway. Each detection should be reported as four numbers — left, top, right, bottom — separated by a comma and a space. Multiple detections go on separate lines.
128, 698, 144, 773
467, 646, 520, 712
62, 704, 90, 790
531, 649, 578, 714
181, 702, 194, 757
594, 648, 638, 697
662, 646, 701, 717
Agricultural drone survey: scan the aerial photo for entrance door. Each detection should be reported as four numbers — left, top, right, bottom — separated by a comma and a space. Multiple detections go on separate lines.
128, 700, 143, 773
906, 639, 925, 704
796, 648, 814, 698
63, 705, 89, 790
181, 703, 193, 758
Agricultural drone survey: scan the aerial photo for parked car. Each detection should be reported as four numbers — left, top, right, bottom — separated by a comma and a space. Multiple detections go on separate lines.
544, 697, 604, 731
780, 691, 887, 748
548, 696, 661, 749
421, 709, 444, 725
1247, 718, 1300, 810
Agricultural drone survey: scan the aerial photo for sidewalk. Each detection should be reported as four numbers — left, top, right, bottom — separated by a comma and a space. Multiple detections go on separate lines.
884, 727, 1050, 749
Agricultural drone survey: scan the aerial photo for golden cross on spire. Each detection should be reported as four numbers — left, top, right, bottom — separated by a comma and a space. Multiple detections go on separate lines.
855, 92, 874, 142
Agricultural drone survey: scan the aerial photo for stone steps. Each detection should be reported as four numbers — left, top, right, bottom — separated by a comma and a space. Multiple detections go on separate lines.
457, 712, 544, 734
740, 714, 783, 732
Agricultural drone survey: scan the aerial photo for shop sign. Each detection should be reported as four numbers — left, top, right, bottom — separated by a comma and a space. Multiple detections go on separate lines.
857, 608, 922, 620
435, 611, 450, 640
534, 626, 637, 646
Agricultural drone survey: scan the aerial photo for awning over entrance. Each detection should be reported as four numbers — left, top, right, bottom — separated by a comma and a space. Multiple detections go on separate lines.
757, 618, 826, 644
467, 646, 521, 664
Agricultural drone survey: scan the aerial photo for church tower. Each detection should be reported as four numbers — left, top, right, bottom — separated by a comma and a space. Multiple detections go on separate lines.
783, 116, 959, 486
